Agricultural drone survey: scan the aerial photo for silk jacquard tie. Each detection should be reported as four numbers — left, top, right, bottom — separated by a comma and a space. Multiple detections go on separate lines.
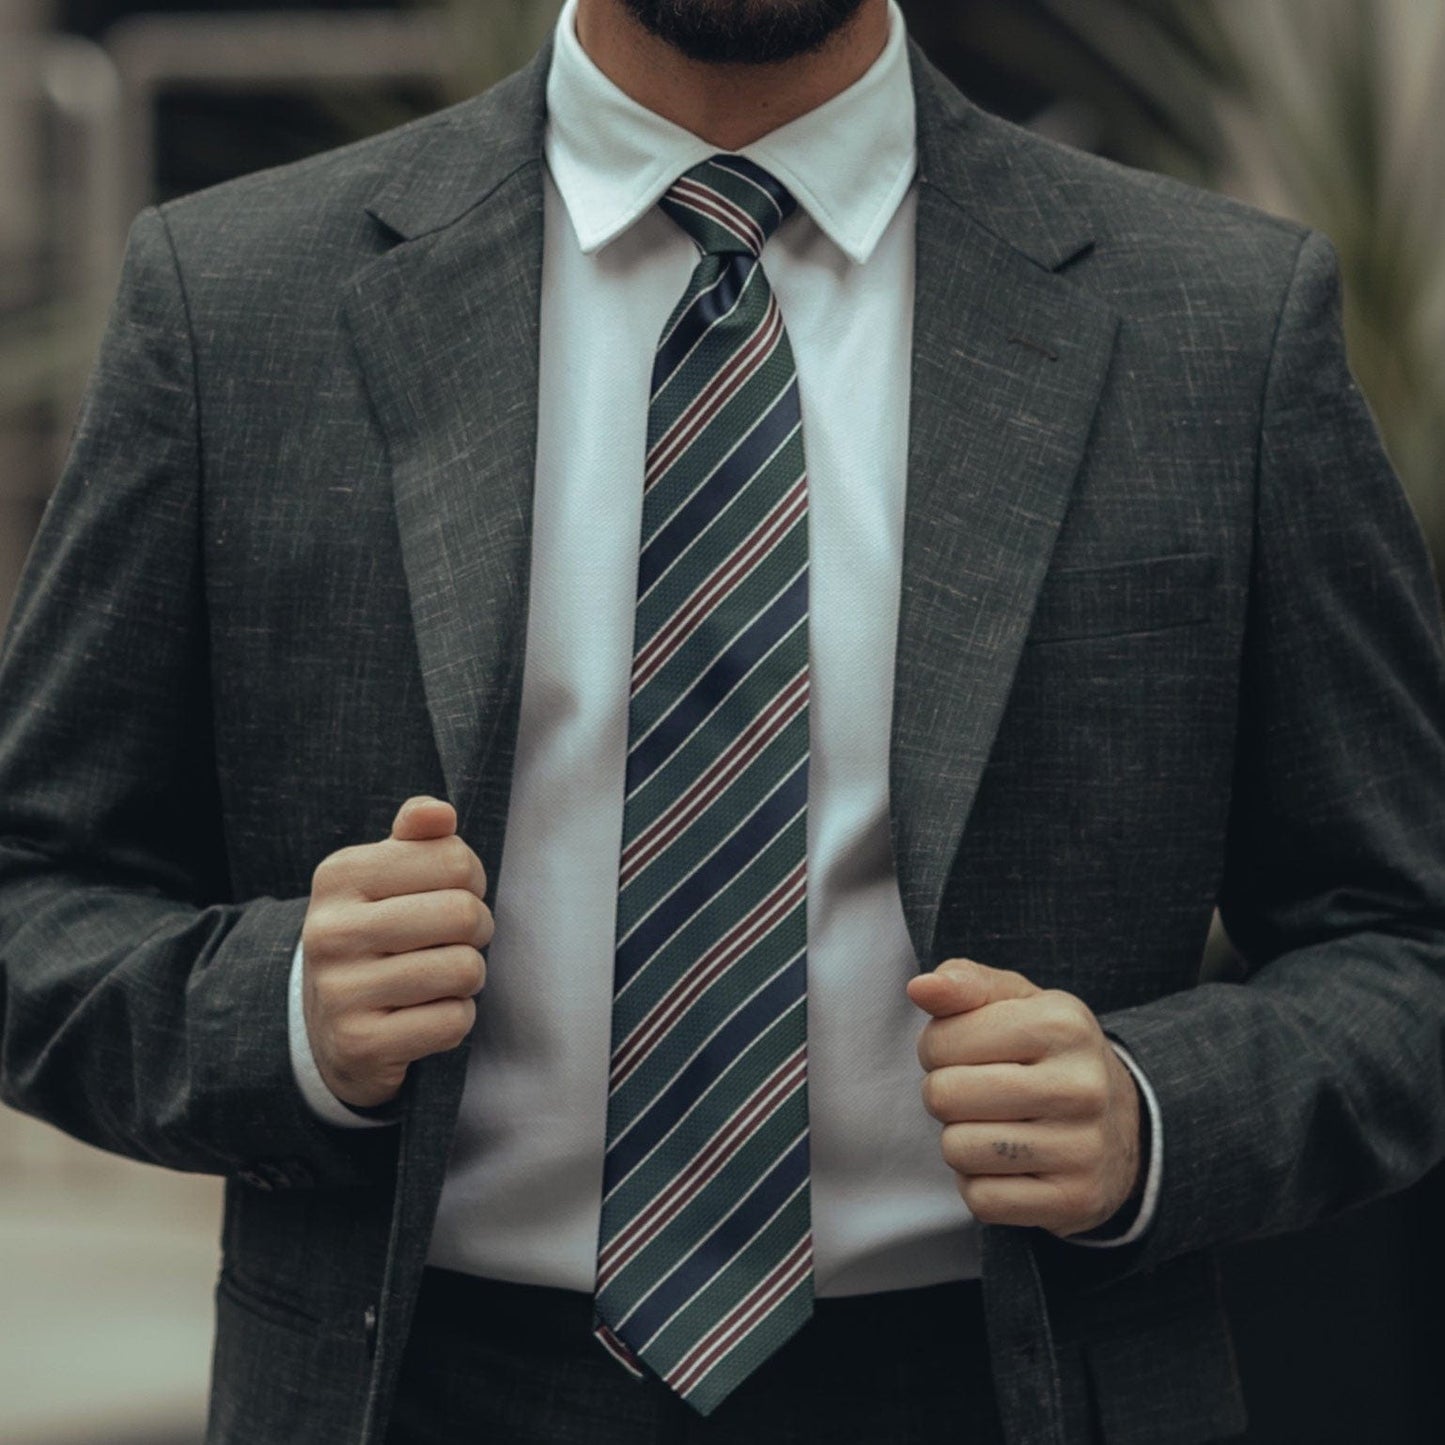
592, 154, 814, 1416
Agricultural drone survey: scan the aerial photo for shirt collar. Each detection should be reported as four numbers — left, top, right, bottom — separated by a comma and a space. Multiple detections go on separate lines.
544, 0, 917, 265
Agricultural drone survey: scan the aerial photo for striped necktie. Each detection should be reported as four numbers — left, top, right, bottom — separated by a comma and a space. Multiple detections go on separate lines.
592, 154, 813, 1416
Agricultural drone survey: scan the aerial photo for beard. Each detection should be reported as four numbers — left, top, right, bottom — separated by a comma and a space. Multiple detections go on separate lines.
616, 0, 870, 65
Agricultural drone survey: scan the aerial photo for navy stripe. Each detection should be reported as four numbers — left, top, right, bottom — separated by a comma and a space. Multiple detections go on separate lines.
616, 759, 806, 989
621, 1131, 809, 1344
626, 570, 806, 795
639, 382, 799, 595
653, 256, 751, 395
707, 156, 798, 225
605, 952, 806, 1189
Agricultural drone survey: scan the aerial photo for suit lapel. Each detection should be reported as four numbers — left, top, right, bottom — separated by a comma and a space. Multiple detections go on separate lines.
343, 44, 551, 848
890, 44, 1120, 970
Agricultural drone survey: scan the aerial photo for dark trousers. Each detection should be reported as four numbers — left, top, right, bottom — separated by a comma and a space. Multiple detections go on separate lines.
384, 1266, 1014, 1444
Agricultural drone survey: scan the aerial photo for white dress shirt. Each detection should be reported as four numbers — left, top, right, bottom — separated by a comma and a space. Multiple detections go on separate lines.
288, 0, 1162, 1293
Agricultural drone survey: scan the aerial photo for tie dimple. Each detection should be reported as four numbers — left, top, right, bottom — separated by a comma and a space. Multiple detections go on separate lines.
592, 153, 814, 1417
659, 154, 798, 257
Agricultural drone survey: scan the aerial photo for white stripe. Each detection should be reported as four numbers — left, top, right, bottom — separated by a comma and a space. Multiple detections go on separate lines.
603, 967, 805, 1204
637, 398, 800, 595
598, 1049, 806, 1288
629, 1169, 810, 1353
651, 261, 762, 404
623, 562, 807, 774
706, 158, 785, 223
671, 1235, 812, 1395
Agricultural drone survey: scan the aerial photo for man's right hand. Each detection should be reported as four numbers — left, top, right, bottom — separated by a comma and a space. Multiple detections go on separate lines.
300, 795, 492, 1109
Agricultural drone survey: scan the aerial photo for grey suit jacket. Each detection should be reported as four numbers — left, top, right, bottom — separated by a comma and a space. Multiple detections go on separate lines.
3, 34, 1444, 1445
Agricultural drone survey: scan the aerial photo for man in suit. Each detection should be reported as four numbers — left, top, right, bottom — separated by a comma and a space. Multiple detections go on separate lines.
2, 0, 1443, 1440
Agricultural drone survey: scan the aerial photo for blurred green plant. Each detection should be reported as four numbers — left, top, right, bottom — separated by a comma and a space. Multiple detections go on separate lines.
912, 0, 1445, 556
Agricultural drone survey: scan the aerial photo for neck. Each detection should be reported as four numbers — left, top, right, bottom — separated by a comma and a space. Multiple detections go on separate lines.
573, 0, 890, 150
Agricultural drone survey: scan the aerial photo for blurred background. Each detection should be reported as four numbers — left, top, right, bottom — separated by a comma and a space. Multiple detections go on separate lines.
1, 0, 1442, 1441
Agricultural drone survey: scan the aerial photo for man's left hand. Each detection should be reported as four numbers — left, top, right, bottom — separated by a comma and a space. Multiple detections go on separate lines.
907, 958, 1143, 1237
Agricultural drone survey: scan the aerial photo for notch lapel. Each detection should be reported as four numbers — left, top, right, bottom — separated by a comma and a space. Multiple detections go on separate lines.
891, 45, 1121, 970
343, 45, 551, 851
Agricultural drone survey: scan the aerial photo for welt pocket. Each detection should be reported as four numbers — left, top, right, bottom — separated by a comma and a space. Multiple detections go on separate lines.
1026, 552, 1219, 644
218, 1264, 325, 1334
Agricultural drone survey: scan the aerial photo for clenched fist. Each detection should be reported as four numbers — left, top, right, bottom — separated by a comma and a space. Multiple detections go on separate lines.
301, 795, 493, 1109
907, 958, 1144, 1237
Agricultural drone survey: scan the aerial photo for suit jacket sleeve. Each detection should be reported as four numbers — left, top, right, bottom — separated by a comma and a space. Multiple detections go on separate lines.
1098, 228, 1445, 1271
0, 208, 395, 1190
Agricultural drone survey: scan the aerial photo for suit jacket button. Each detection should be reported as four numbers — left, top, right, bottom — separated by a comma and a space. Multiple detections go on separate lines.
364, 1304, 378, 1357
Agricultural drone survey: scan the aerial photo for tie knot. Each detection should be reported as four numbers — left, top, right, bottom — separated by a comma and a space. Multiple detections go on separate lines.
660, 155, 797, 258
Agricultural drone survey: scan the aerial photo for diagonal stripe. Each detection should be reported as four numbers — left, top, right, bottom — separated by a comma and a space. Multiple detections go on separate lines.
619, 673, 808, 889
652, 257, 754, 403
600, 154, 810, 1416
598, 1048, 806, 1290
632, 479, 808, 694
625, 569, 806, 796
638, 386, 800, 598
669, 1235, 812, 1400
615, 757, 806, 970
603, 957, 805, 1196
617, 1131, 809, 1345
646, 296, 782, 489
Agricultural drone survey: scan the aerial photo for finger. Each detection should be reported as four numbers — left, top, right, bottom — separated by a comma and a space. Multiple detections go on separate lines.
916, 993, 1093, 1070
310, 890, 494, 962
317, 834, 486, 904
374, 995, 478, 1066
954, 1173, 1085, 1233
323, 946, 487, 1011
939, 1121, 1088, 1178
919, 1061, 1063, 1122
391, 794, 458, 843
906, 958, 1040, 1018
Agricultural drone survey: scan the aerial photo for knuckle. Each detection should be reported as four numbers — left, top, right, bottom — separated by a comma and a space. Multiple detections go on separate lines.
441, 835, 474, 888
958, 1176, 998, 1222
436, 890, 479, 940
1073, 1069, 1110, 1117
476, 902, 496, 948
920, 1069, 945, 1119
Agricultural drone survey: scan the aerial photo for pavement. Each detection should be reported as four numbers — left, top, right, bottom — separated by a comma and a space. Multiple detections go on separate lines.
0, 1109, 221, 1445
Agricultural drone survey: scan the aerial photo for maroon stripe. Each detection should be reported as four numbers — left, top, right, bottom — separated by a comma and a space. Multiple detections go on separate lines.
631, 476, 808, 693
597, 1051, 806, 1290
645, 299, 782, 489
619, 672, 808, 890
610, 860, 807, 1085
670, 179, 766, 254
667, 1231, 813, 1394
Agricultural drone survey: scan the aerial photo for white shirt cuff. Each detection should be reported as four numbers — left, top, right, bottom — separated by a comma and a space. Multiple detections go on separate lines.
288, 935, 398, 1129
1064, 1038, 1164, 1248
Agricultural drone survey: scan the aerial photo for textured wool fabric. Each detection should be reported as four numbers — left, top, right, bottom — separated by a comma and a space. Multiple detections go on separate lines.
2, 25, 1444, 1445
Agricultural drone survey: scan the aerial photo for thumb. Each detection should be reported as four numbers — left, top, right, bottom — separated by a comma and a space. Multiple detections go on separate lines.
390, 794, 457, 842
906, 958, 1040, 1018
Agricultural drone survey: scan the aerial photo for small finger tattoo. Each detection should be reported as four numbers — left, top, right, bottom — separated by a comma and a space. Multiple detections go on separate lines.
991, 1140, 1032, 1161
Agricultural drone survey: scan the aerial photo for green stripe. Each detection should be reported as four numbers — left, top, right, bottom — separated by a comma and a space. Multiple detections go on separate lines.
617, 710, 807, 937
602, 988, 806, 1230
610, 807, 805, 1042
642, 329, 798, 538
599, 1085, 807, 1320
634, 423, 804, 650
627, 520, 807, 748
644, 1183, 811, 1377
624, 621, 804, 836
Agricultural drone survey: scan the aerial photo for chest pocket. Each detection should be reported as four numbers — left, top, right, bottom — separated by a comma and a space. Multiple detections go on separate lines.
1026, 552, 1219, 644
